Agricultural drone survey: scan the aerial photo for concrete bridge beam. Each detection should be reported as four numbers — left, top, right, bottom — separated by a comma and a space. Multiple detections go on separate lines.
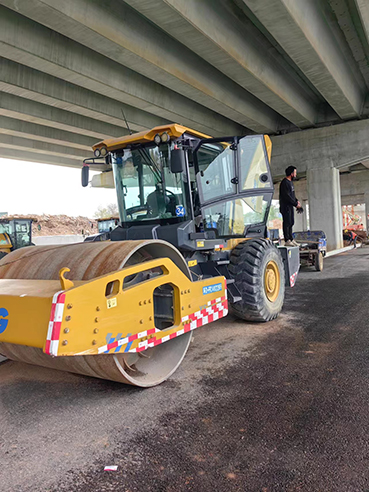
0, 148, 89, 169
244, 0, 366, 119
0, 134, 92, 161
0, 0, 287, 133
0, 5, 247, 137
126, 0, 320, 129
0, 57, 167, 134
0, 115, 97, 151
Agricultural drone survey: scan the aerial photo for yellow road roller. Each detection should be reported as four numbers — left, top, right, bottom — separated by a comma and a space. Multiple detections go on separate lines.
0, 124, 299, 387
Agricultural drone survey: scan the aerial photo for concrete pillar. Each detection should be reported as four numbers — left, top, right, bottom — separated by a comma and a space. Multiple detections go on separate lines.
307, 167, 343, 251
364, 193, 369, 232
294, 199, 309, 231
294, 207, 304, 232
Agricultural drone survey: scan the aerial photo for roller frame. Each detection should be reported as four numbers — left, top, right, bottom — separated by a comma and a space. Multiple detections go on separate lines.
0, 257, 227, 358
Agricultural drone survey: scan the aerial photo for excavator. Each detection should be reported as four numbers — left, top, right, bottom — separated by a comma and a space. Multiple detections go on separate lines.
0, 124, 299, 387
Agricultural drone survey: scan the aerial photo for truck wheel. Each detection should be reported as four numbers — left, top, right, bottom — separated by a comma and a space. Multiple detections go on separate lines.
315, 251, 323, 271
229, 238, 285, 322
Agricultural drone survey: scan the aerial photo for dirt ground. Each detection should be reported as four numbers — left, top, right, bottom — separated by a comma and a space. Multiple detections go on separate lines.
1, 247, 369, 491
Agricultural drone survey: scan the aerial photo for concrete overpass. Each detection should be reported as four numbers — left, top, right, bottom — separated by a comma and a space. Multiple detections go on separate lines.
1, 0, 369, 248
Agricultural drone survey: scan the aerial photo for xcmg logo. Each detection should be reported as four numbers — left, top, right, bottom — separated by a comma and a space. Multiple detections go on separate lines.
0, 308, 9, 334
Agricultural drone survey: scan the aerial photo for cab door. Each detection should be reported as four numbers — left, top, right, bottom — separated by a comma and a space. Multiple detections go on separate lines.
194, 135, 274, 238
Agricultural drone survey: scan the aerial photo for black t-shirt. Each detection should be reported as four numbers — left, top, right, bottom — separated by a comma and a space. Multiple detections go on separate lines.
279, 177, 298, 212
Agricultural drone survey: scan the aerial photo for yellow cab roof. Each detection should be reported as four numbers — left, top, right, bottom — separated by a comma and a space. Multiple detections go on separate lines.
93, 124, 211, 152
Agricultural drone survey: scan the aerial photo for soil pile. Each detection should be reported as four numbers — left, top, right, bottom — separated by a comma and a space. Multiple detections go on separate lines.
2, 214, 98, 237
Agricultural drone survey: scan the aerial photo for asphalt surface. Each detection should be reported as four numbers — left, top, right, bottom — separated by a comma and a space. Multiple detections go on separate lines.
1, 247, 369, 491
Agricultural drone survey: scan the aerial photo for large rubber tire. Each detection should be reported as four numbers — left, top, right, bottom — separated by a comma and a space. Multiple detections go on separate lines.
229, 238, 285, 322
315, 251, 323, 271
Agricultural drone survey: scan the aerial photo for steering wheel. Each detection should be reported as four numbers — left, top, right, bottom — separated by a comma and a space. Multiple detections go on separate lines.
126, 205, 148, 219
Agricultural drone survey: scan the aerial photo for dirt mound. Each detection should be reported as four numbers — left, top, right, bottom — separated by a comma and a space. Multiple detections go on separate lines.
2, 214, 98, 237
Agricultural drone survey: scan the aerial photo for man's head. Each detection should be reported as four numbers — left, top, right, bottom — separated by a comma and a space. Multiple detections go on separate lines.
285, 166, 297, 180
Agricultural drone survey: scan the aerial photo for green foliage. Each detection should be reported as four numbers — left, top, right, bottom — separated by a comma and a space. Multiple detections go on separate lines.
268, 204, 281, 221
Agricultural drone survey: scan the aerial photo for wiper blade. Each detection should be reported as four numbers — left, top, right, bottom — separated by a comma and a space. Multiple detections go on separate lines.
138, 147, 162, 183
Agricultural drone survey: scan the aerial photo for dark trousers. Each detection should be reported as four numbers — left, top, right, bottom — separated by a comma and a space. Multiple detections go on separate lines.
349, 236, 357, 248
282, 207, 294, 242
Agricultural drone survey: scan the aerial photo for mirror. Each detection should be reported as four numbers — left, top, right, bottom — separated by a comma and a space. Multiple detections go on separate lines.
170, 149, 185, 173
81, 165, 89, 187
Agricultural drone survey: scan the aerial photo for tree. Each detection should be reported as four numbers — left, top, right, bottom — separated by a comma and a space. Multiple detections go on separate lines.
94, 203, 119, 219
268, 203, 281, 221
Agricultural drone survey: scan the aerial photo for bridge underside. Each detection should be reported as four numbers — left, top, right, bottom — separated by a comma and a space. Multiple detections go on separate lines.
1, 0, 369, 251
0, 0, 368, 168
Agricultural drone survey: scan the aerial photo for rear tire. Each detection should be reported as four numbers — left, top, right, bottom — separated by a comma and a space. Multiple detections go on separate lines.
315, 251, 323, 271
229, 238, 285, 322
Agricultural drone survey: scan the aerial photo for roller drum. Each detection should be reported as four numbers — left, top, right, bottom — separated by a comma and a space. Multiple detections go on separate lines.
0, 240, 192, 387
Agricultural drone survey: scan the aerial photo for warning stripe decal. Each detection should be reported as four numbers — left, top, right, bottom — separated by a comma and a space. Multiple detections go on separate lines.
97, 296, 228, 355
45, 291, 66, 356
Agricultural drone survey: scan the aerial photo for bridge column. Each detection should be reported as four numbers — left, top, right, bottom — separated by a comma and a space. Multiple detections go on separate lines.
307, 167, 343, 251
364, 193, 369, 232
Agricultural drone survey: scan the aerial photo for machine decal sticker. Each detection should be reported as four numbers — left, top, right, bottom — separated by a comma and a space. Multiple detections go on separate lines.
202, 283, 222, 295
175, 205, 185, 217
0, 307, 9, 334
107, 297, 117, 309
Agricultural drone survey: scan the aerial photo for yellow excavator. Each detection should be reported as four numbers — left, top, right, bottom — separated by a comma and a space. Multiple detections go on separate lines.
0, 124, 299, 387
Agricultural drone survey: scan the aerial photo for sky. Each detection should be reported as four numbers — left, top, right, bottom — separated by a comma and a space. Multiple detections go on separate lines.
0, 158, 117, 218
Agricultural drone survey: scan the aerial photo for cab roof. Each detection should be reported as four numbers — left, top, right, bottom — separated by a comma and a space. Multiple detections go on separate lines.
93, 123, 211, 152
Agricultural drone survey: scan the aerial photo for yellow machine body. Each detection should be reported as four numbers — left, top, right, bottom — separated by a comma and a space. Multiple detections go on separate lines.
0, 124, 289, 387
0, 256, 227, 358
0, 233, 12, 255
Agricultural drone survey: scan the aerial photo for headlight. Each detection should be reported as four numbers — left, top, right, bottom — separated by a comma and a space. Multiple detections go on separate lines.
94, 148, 101, 158
154, 133, 161, 145
100, 146, 108, 157
161, 132, 170, 143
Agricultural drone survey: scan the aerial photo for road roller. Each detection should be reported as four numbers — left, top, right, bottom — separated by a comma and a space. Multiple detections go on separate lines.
0, 124, 299, 387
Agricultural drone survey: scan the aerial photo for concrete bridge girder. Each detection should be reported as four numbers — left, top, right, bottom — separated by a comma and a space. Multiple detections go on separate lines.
0, 133, 91, 160
0, 4, 247, 137
0, 58, 168, 135
126, 0, 319, 129
355, 0, 369, 47
0, 0, 296, 133
0, 92, 130, 141
0, 148, 90, 168
244, 0, 366, 120
0, 115, 97, 151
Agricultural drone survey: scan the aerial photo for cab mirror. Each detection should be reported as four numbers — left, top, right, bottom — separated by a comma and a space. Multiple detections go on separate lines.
82, 165, 89, 187
170, 149, 185, 173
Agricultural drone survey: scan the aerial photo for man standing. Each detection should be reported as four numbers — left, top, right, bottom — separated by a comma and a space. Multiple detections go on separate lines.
279, 166, 301, 246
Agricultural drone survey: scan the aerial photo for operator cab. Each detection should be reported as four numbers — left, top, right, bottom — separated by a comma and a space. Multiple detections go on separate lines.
81, 124, 274, 251
0, 218, 33, 257
112, 141, 192, 225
